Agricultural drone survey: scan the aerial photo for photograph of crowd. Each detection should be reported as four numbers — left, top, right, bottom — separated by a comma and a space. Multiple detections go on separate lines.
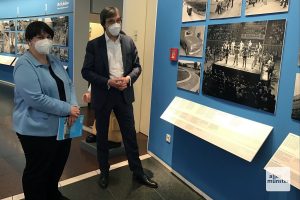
180, 26, 205, 57
246, 0, 289, 16
209, 0, 242, 19
202, 19, 286, 113
182, 0, 207, 22
291, 73, 300, 121
51, 16, 69, 46
177, 60, 201, 93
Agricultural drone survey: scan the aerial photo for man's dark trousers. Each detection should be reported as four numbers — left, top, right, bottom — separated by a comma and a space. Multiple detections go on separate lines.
95, 88, 143, 175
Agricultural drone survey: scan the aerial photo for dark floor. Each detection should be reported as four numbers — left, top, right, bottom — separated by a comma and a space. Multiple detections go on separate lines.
0, 83, 148, 199
60, 157, 205, 200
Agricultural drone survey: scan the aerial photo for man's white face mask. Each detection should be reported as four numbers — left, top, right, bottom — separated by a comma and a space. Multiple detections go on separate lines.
34, 38, 53, 54
108, 23, 121, 37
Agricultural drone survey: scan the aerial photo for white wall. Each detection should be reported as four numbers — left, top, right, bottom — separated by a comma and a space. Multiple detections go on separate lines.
122, 0, 157, 134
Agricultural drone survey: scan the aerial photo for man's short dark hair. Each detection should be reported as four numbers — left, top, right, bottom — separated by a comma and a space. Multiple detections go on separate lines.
25, 21, 54, 42
100, 7, 119, 28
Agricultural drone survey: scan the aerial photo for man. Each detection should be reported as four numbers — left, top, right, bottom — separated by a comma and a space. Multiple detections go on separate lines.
81, 7, 158, 189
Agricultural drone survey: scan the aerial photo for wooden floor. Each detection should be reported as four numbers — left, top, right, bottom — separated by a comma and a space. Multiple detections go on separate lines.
0, 83, 148, 199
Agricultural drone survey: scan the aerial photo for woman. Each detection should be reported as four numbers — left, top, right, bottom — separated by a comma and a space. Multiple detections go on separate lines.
13, 21, 80, 200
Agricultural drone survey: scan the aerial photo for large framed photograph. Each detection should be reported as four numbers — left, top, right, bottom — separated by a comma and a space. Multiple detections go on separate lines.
292, 73, 300, 121
177, 60, 201, 93
202, 19, 286, 113
182, 0, 207, 22
209, 0, 242, 19
179, 26, 205, 58
246, 0, 289, 16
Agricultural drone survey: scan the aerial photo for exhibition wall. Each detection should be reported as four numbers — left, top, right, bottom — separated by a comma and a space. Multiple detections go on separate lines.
0, 0, 74, 83
148, 0, 299, 199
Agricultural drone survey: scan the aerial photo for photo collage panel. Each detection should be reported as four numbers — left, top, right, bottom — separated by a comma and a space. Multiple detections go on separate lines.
0, 15, 69, 64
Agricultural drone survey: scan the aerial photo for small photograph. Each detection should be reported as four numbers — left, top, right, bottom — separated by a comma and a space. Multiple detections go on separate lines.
209, 0, 242, 19
52, 16, 69, 46
9, 32, 16, 54
177, 60, 201, 93
291, 73, 300, 121
17, 44, 28, 55
51, 46, 60, 59
59, 47, 68, 62
3, 21, 10, 31
9, 20, 16, 31
182, 0, 207, 22
17, 19, 30, 31
203, 19, 286, 113
17, 32, 25, 43
3, 32, 10, 53
180, 26, 205, 57
246, 0, 289, 16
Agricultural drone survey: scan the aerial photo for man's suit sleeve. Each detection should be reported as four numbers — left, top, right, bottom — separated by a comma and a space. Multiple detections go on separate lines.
81, 41, 109, 89
127, 39, 142, 84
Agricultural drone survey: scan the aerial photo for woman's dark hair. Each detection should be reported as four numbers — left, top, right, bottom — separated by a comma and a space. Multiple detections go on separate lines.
100, 7, 119, 28
25, 21, 54, 41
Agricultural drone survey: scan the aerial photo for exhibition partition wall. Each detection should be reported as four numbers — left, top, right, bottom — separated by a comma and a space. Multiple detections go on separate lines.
148, 0, 299, 199
0, 0, 73, 83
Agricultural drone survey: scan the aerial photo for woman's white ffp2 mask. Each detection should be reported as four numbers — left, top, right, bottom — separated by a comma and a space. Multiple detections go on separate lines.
34, 39, 53, 54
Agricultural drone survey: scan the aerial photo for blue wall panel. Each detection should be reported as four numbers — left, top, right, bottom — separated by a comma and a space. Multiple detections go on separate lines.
0, 65, 13, 83
149, 0, 300, 199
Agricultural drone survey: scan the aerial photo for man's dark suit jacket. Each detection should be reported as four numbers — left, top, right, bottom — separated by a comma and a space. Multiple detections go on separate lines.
81, 34, 142, 110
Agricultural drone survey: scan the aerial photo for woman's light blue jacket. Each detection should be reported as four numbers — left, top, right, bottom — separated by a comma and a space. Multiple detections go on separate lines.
13, 51, 77, 136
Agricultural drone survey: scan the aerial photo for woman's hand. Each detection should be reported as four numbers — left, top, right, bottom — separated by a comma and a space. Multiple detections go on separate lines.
70, 106, 80, 118
67, 116, 77, 127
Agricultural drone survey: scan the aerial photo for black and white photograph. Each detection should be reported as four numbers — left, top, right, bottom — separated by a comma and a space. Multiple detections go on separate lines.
209, 0, 242, 19
180, 26, 205, 57
17, 32, 25, 43
17, 44, 28, 55
177, 59, 201, 93
291, 73, 300, 121
59, 47, 69, 62
202, 19, 286, 113
17, 19, 30, 31
182, 0, 207, 22
246, 0, 289, 16
52, 16, 69, 46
